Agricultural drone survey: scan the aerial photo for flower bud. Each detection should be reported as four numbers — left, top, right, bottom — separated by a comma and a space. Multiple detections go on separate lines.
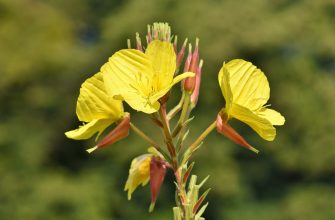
146, 24, 152, 43
183, 39, 200, 93
149, 156, 167, 212
183, 75, 196, 93
216, 113, 259, 153
189, 38, 199, 73
190, 59, 203, 106
86, 113, 131, 153
151, 22, 171, 42
176, 38, 188, 71
184, 44, 193, 72
136, 33, 143, 52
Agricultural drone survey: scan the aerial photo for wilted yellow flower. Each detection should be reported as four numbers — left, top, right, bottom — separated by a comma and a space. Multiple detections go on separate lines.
218, 59, 285, 141
102, 40, 194, 114
124, 154, 152, 200
65, 72, 124, 140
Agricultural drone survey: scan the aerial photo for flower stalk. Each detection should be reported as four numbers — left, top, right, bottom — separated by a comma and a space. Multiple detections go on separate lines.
65, 22, 285, 220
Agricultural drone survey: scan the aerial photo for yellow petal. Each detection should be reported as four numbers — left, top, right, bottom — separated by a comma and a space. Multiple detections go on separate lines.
149, 71, 195, 103
230, 103, 276, 141
65, 118, 114, 140
223, 59, 270, 111
124, 154, 152, 200
145, 40, 176, 90
257, 108, 285, 126
218, 64, 233, 110
102, 49, 157, 113
76, 72, 124, 122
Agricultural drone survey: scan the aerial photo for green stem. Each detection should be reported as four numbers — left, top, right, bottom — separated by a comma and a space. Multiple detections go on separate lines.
178, 92, 190, 126
130, 122, 159, 150
189, 121, 216, 152
167, 92, 185, 120
159, 106, 177, 168
175, 93, 191, 151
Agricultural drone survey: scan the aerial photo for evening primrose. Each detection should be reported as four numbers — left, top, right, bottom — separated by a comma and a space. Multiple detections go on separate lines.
65, 72, 124, 140
218, 59, 285, 141
102, 40, 194, 114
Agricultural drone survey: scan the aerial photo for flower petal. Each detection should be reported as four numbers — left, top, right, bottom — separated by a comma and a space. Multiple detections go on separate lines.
102, 49, 156, 113
65, 118, 114, 140
223, 59, 270, 111
76, 72, 124, 122
124, 154, 152, 200
127, 94, 161, 114
149, 72, 195, 103
257, 108, 285, 126
218, 64, 233, 110
145, 40, 176, 90
230, 103, 276, 141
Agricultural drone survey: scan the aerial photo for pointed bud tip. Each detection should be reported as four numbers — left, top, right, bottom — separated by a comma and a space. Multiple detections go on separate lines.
149, 202, 155, 212
86, 146, 98, 154
195, 38, 199, 47
250, 146, 260, 154
183, 38, 188, 47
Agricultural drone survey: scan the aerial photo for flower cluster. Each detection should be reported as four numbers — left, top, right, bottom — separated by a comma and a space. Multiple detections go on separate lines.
65, 22, 285, 219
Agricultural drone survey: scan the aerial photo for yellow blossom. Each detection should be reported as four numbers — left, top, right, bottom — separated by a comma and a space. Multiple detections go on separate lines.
124, 154, 152, 200
218, 59, 285, 141
102, 40, 194, 114
65, 72, 124, 140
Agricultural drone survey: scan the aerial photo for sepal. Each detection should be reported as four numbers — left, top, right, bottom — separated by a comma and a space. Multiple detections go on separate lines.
216, 112, 259, 153
86, 113, 130, 153
149, 156, 167, 212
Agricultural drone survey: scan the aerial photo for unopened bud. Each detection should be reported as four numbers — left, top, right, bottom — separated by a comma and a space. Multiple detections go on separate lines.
127, 39, 131, 49
183, 39, 200, 93
86, 113, 131, 153
136, 33, 143, 52
189, 38, 199, 73
147, 25, 152, 43
184, 44, 192, 72
176, 38, 188, 71
183, 75, 196, 93
216, 113, 259, 154
149, 157, 167, 212
190, 59, 203, 106
151, 22, 171, 42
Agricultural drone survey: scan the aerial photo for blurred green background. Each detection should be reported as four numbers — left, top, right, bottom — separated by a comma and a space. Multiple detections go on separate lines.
1, 0, 335, 219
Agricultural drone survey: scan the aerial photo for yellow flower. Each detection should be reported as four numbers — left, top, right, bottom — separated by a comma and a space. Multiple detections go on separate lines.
65, 72, 124, 140
102, 40, 195, 114
124, 154, 152, 200
218, 59, 285, 141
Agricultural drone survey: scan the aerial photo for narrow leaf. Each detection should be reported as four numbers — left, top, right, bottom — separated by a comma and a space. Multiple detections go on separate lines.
193, 188, 211, 214
195, 202, 209, 219
183, 162, 195, 184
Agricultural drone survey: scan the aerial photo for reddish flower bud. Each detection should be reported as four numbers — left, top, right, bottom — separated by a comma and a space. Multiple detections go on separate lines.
190, 59, 203, 106
189, 38, 199, 73
135, 33, 143, 52
176, 38, 188, 71
86, 113, 131, 153
183, 39, 200, 93
147, 25, 152, 43
183, 75, 196, 93
149, 156, 167, 212
184, 44, 193, 72
216, 113, 259, 153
